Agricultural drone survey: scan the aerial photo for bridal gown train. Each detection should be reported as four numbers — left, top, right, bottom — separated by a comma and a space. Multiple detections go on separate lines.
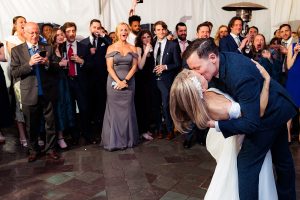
204, 89, 278, 200
205, 130, 277, 200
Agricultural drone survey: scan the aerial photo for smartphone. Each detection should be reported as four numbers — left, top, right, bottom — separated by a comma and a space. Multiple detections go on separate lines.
111, 81, 117, 88
39, 50, 47, 58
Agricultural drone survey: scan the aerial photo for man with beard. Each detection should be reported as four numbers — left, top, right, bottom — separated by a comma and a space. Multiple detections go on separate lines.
174, 22, 191, 56
127, 15, 141, 45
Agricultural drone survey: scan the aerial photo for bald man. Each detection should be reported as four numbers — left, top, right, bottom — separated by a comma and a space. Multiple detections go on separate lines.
11, 22, 59, 162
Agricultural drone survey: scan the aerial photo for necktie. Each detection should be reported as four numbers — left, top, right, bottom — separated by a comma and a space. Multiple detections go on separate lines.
156, 42, 161, 66
32, 45, 37, 54
236, 36, 241, 47
180, 40, 186, 52
93, 36, 97, 48
282, 41, 288, 72
30, 45, 43, 95
68, 44, 76, 77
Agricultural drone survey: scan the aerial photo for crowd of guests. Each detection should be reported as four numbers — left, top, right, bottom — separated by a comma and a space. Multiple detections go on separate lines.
0, 14, 299, 162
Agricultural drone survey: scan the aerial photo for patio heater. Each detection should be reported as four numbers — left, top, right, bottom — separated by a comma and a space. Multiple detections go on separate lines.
222, 2, 267, 36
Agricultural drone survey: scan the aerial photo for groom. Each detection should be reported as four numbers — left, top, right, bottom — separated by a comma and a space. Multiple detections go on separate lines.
183, 38, 297, 200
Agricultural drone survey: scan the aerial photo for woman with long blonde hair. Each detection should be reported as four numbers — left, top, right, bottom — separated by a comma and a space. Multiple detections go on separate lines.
170, 64, 278, 200
101, 22, 139, 151
214, 25, 228, 47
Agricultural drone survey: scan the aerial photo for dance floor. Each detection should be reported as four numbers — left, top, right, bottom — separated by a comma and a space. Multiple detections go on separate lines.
0, 126, 299, 200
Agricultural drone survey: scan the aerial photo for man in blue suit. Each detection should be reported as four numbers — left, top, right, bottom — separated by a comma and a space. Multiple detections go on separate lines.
153, 21, 182, 140
219, 16, 249, 54
184, 38, 297, 200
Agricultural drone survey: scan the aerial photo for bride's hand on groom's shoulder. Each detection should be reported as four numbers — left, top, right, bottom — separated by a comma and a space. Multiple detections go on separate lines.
251, 59, 270, 82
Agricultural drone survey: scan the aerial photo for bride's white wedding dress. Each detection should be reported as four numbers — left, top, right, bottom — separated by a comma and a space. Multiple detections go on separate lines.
204, 88, 277, 200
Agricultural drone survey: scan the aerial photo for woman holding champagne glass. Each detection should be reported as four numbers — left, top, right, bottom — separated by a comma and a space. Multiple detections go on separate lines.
50, 27, 75, 149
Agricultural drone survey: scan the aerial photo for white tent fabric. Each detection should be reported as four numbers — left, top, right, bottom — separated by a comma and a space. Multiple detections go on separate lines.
0, 0, 299, 86
0, 0, 299, 42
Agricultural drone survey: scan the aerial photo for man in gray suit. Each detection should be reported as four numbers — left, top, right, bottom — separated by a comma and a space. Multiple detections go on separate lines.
11, 22, 59, 162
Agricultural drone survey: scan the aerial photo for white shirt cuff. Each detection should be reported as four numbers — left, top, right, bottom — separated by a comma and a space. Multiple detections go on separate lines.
215, 121, 221, 132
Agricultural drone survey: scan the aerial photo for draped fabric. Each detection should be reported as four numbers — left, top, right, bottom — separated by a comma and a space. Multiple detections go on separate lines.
0, 0, 299, 42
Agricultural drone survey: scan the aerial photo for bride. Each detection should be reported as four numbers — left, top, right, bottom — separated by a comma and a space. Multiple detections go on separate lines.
169, 62, 277, 200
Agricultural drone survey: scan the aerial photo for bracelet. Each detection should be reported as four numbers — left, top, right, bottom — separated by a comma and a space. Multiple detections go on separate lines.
123, 79, 129, 83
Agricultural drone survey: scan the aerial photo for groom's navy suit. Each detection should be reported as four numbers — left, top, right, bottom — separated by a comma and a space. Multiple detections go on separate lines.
212, 52, 297, 200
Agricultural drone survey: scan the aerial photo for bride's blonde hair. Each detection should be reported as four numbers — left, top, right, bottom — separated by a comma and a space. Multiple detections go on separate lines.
170, 69, 210, 133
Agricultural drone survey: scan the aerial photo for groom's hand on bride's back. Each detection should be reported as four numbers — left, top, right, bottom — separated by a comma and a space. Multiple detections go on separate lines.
207, 120, 215, 128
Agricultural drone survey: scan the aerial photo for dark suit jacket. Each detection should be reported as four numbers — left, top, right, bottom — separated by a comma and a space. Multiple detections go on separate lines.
212, 52, 297, 138
81, 35, 111, 79
11, 42, 59, 105
156, 40, 182, 82
173, 39, 191, 69
62, 41, 90, 87
219, 34, 244, 54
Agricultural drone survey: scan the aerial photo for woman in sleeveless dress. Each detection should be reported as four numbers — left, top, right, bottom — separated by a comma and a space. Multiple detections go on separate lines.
101, 22, 139, 151
4, 16, 27, 147
286, 41, 300, 143
135, 30, 155, 140
170, 64, 277, 200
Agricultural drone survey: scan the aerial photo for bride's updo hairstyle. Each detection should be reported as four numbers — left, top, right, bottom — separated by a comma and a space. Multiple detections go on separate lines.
170, 69, 210, 133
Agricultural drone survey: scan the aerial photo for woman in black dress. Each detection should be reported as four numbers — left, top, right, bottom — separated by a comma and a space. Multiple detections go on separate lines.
135, 30, 156, 140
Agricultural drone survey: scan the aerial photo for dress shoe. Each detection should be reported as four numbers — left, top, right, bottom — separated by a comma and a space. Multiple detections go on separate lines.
47, 151, 60, 160
157, 133, 164, 139
183, 139, 192, 149
166, 132, 175, 140
28, 152, 38, 162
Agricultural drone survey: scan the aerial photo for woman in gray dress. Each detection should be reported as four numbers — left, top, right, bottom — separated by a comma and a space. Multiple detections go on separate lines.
101, 22, 139, 151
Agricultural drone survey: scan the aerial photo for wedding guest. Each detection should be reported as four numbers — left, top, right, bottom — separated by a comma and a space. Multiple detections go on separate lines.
286, 38, 300, 144
135, 29, 155, 140
101, 22, 139, 151
41, 23, 54, 44
60, 22, 91, 145
11, 22, 59, 162
49, 27, 75, 149
109, 32, 116, 43
4, 15, 28, 147
214, 25, 228, 46
81, 19, 111, 136
127, 15, 141, 45
152, 21, 181, 140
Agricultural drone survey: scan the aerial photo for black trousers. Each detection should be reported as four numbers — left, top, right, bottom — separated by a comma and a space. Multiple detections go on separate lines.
68, 77, 90, 140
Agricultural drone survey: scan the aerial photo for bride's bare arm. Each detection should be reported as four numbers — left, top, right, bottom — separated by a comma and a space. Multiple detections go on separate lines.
251, 59, 270, 117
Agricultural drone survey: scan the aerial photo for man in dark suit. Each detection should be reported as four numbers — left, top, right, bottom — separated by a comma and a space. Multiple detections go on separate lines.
11, 22, 59, 162
174, 22, 191, 55
153, 21, 182, 140
219, 17, 249, 54
184, 38, 297, 200
81, 19, 111, 134
61, 22, 91, 144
